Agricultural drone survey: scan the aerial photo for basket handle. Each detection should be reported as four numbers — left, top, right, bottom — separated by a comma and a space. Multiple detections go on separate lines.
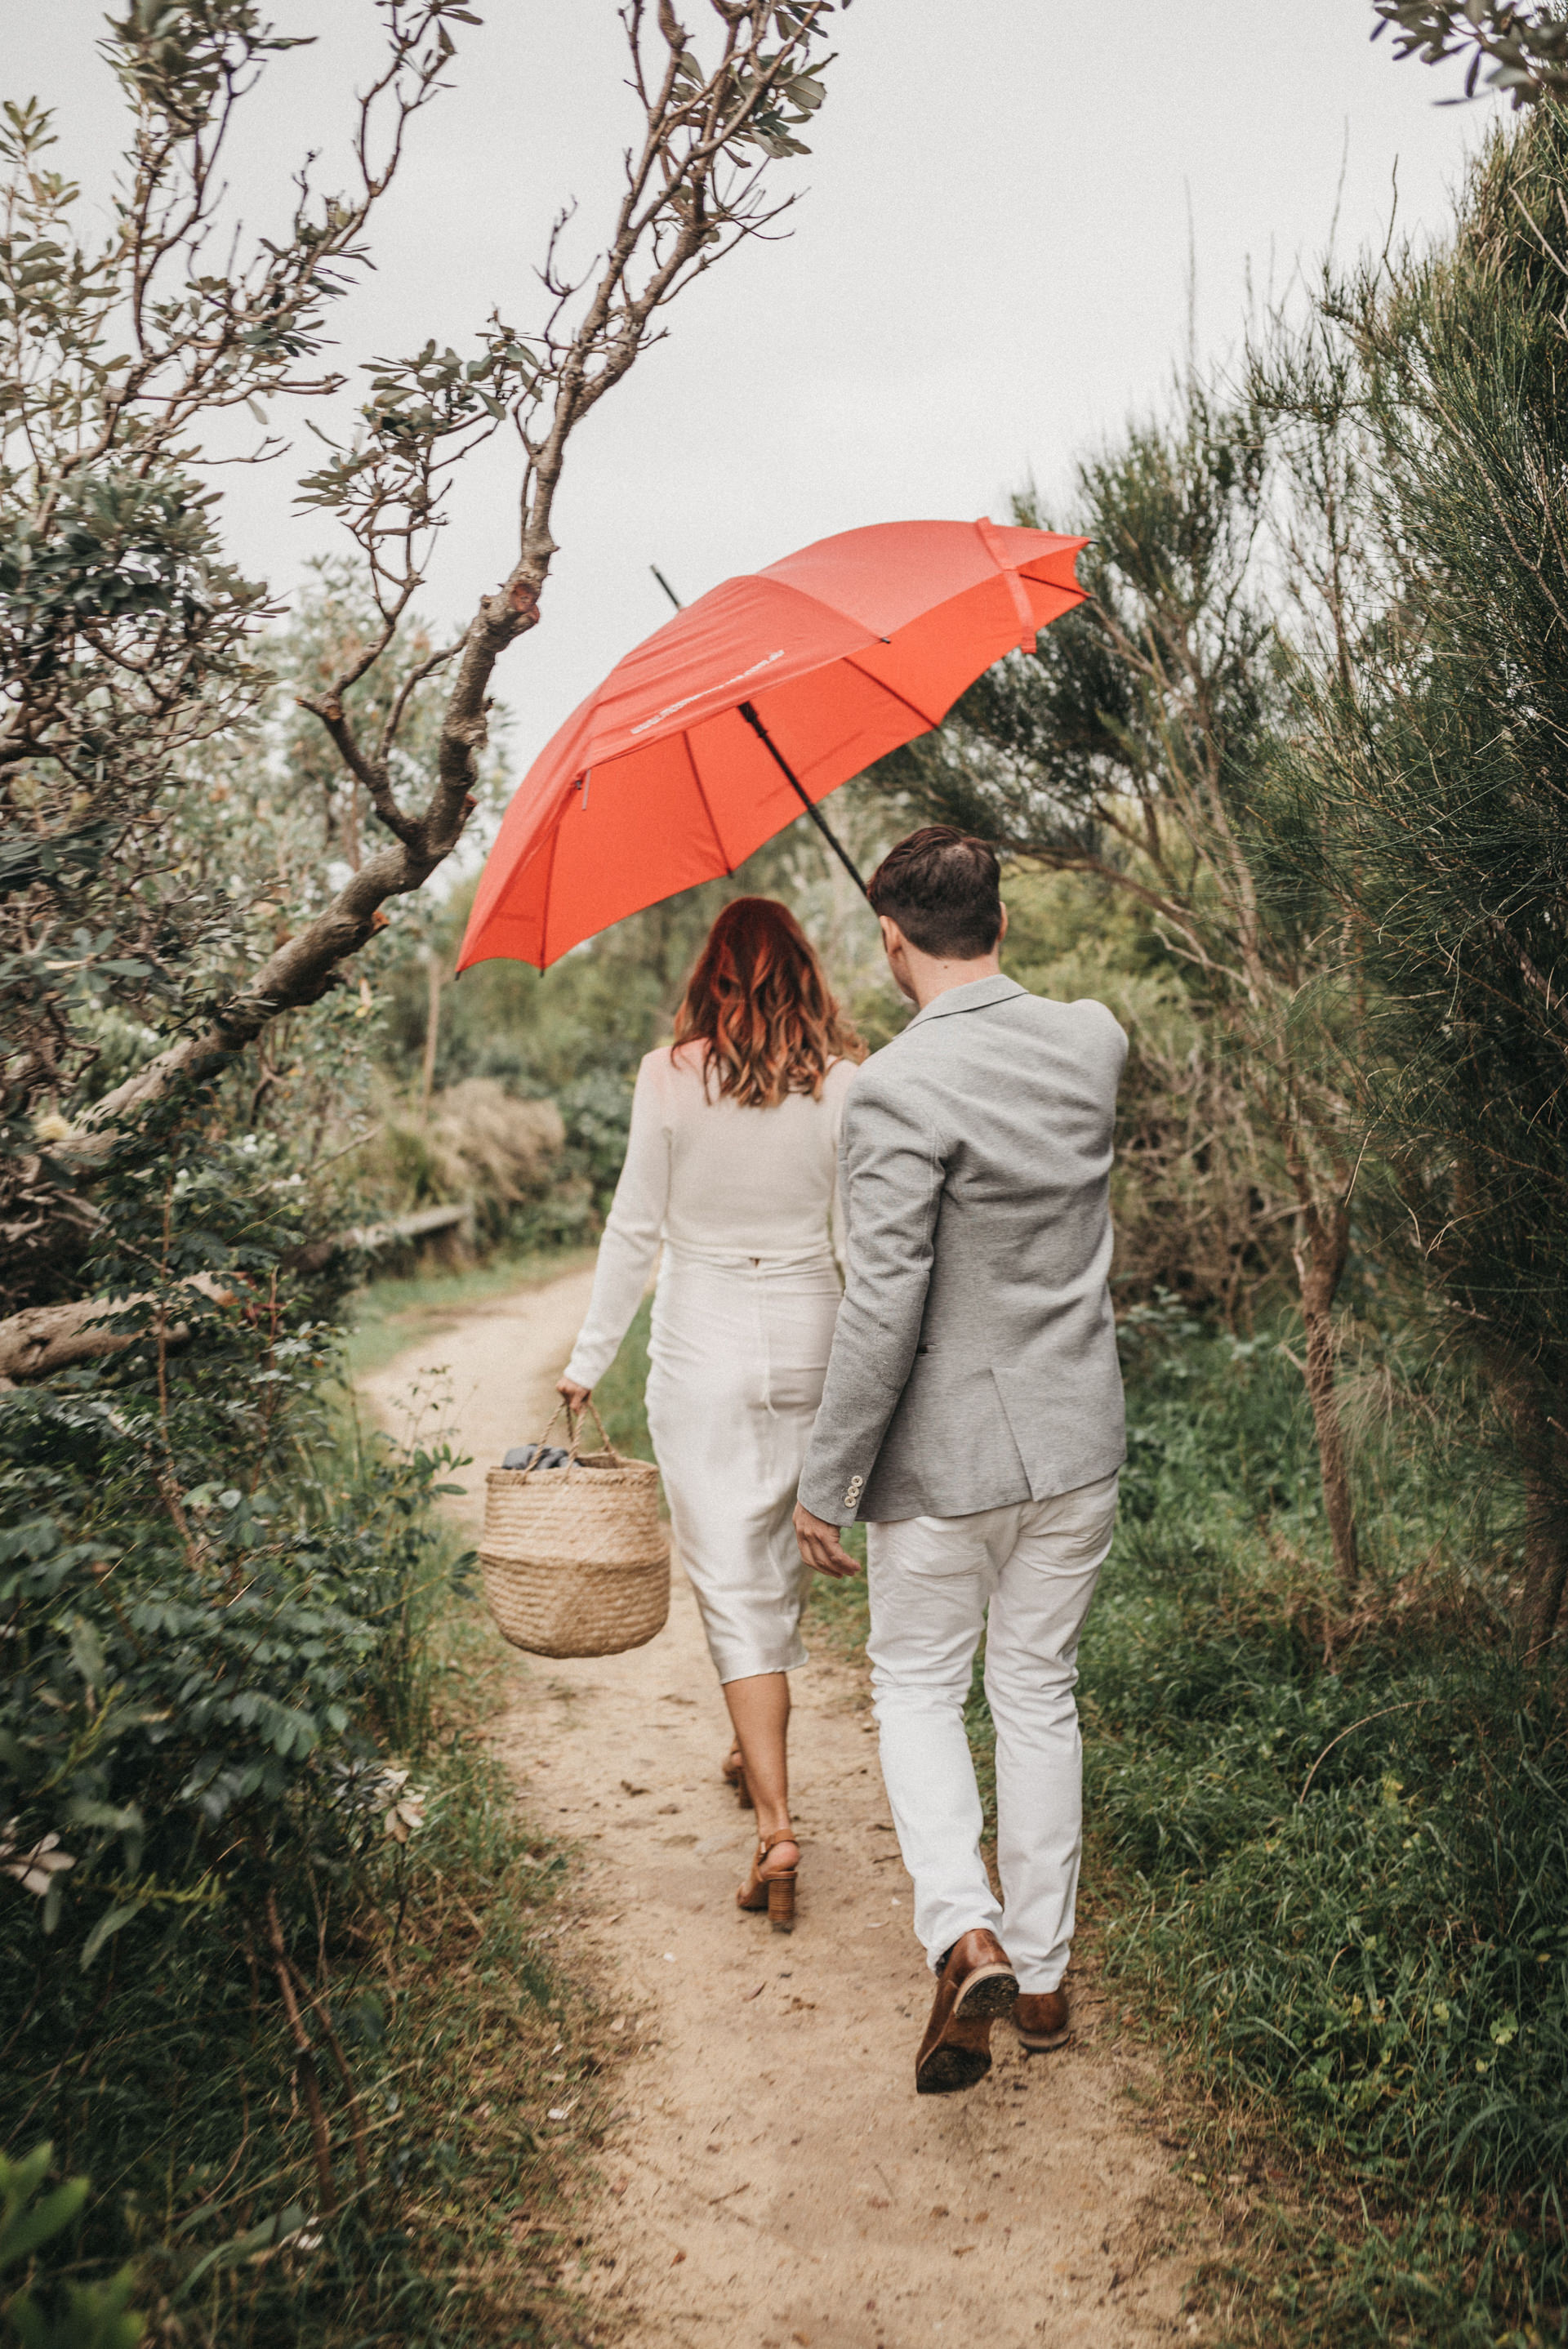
519, 1395, 622, 1478
564, 1394, 617, 1462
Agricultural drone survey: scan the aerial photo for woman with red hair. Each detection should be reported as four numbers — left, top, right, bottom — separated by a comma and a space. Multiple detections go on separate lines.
559, 898, 862, 1929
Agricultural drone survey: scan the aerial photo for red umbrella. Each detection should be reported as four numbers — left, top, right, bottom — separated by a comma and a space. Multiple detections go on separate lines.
457, 516, 1086, 972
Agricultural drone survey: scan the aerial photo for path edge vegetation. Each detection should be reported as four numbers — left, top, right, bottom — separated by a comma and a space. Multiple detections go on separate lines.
1, 7, 856, 2341
8, 8, 1568, 2349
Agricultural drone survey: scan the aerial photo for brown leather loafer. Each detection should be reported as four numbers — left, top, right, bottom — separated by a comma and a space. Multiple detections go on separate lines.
914, 1928, 1019, 2095
1014, 1987, 1070, 2052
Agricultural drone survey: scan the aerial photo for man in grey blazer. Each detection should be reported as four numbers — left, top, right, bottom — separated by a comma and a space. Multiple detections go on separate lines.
794, 826, 1127, 2095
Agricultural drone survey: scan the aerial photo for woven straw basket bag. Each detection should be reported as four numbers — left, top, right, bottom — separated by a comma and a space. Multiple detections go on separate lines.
479, 1402, 670, 1659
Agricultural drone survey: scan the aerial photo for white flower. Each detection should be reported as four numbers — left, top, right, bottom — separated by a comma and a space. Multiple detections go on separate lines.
0, 1821, 77, 1896
327, 1762, 427, 1841
375, 1770, 427, 1843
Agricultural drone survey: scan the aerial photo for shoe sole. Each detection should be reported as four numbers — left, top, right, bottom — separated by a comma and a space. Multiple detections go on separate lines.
953, 1965, 1020, 2023
916, 2039, 993, 2095
1017, 2026, 1071, 2053
915, 1967, 1021, 2097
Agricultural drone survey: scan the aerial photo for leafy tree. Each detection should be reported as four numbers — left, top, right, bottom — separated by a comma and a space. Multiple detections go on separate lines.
0, 0, 856, 2262
1270, 105, 1568, 1644
0, 0, 849, 1371
866, 392, 1370, 1593
1372, 1, 1568, 105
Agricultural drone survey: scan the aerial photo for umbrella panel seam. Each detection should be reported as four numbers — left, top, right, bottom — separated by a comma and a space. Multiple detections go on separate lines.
683, 733, 733, 877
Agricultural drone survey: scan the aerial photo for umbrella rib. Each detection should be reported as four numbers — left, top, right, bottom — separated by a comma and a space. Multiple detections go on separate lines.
683, 735, 733, 876
837, 655, 942, 733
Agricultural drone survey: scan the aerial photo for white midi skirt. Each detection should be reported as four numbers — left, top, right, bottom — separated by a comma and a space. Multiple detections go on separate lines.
644, 1246, 842, 1684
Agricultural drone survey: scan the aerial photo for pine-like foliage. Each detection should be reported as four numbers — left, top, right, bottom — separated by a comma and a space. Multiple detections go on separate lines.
866, 390, 1370, 1594
1280, 105, 1568, 1643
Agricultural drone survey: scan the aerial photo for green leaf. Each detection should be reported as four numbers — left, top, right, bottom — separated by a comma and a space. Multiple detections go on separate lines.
79, 1900, 144, 1971
9, 2266, 145, 2349
0, 2162, 90, 2272
174, 2203, 310, 2300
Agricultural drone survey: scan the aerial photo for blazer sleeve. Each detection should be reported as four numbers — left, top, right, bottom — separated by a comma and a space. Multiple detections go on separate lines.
825, 1055, 858, 1277
797, 1060, 943, 1522
562, 1056, 670, 1390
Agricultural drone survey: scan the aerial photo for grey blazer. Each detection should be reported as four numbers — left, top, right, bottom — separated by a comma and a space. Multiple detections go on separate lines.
797, 974, 1128, 1525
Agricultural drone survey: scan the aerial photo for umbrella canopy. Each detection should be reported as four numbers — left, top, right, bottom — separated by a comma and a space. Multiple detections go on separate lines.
457, 516, 1086, 972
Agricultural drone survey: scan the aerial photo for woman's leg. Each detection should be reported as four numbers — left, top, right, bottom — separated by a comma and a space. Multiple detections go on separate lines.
723, 1670, 794, 1843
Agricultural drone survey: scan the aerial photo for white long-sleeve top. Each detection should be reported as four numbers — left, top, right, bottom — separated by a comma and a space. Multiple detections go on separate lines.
563, 1043, 858, 1390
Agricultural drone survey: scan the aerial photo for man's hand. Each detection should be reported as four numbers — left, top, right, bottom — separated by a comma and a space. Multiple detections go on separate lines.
556, 1377, 592, 1413
793, 1500, 861, 1579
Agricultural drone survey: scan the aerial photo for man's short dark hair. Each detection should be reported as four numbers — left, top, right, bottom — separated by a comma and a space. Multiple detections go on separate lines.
866, 826, 1004, 961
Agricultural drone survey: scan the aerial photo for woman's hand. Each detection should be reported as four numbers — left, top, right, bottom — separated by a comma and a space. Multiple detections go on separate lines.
556, 1377, 593, 1413
793, 1501, 860, 1578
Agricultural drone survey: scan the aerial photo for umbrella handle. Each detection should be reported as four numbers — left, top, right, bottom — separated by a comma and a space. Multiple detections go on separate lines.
737, 701, 871, 902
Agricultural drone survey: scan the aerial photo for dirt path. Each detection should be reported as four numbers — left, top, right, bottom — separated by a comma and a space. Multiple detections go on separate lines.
363, 1268, 1205, 2349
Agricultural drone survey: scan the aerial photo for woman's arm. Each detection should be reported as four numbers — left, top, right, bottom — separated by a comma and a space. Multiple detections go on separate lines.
559, 1057, 670, 1395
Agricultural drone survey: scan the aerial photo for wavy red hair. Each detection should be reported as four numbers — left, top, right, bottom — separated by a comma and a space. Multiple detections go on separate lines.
672, 898, 862, 1108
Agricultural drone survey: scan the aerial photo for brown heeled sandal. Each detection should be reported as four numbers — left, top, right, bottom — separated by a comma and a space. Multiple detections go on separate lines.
737, 1830, 798, 1932
720, 1745, 754, 1809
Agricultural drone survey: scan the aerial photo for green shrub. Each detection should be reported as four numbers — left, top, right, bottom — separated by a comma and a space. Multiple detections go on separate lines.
2, 1161, 604, 2340
1013, 1309, 1568, 2346
0, 2142, 145, 2348
2, 1735, 604, 2347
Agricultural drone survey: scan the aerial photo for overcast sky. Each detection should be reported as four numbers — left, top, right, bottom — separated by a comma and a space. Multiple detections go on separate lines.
9, 2, 1487, 780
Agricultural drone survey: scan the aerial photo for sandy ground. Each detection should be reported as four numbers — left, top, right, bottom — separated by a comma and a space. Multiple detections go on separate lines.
363, 1267, 1206, 2349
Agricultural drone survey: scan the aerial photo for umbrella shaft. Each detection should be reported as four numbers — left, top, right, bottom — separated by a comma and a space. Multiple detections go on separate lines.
738, 701, 870, 902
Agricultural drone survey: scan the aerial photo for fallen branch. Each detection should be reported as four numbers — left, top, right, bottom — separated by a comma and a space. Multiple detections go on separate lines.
0, 1274, 233, 1385
0, 1208, 476, 1381
283, 1201, 470, 1277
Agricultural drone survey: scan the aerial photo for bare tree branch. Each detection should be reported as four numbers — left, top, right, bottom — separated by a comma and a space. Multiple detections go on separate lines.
9, 1, 849, 1188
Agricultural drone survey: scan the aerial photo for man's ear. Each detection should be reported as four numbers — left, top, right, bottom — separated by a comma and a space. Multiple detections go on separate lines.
878, 913, 905, 958
996, 903, 1009, 947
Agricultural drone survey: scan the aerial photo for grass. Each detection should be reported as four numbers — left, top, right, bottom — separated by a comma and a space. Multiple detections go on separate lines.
801, 1522, 869, 1658
586, 1295, 653, 1468
1014, 1308, 1568, 2349
5, 1742, 612, 2347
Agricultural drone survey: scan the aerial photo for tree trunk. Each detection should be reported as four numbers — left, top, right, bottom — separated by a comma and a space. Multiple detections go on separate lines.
1293, 1206, 1360, 1593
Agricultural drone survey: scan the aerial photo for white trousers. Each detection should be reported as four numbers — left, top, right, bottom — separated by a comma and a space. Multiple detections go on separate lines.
866, 1471, 1119, 1993
646, 1249, 841, 1685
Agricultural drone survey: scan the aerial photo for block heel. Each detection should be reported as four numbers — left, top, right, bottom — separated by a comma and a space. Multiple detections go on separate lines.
737, 1830, 799, 1929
